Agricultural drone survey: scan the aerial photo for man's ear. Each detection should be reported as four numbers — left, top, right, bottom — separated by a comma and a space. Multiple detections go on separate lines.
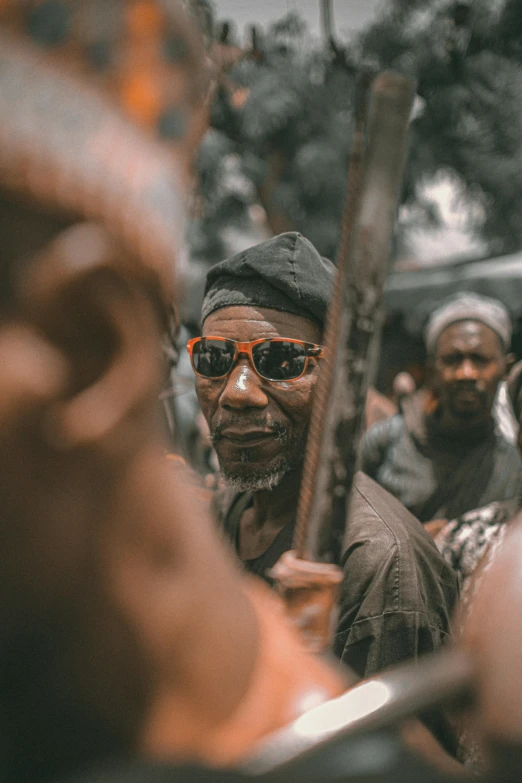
18, 223, 164, 451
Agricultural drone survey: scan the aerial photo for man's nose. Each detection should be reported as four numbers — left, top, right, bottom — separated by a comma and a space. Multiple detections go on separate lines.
219, 359, 269, 409
456, 358, 478, 380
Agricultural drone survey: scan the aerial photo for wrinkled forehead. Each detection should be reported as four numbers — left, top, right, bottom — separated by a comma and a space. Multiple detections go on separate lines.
436, 319, 504, 355
202, 305, 323, 344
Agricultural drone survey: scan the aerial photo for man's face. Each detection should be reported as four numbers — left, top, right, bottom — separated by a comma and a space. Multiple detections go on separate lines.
433, 320, 506, 424
196, 306, 322, 491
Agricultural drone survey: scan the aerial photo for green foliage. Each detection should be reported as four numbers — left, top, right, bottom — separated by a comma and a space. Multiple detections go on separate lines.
191, 0, 522, 264
497, 0, 522, 54
361, 0, 522, 254
192, 12, 356, 262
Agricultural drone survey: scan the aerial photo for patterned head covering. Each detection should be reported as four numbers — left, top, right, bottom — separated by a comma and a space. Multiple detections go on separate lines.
0, 1, 207, 299
425, 291, 512, 354
0, 1, 208, 147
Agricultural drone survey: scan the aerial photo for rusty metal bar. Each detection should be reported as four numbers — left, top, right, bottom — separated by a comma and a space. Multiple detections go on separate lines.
292, 69, 374, 562
294, 72, 415, 565
243, 649, 474, 775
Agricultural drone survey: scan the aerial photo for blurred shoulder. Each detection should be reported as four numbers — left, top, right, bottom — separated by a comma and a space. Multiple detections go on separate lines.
364, 412, 404, 440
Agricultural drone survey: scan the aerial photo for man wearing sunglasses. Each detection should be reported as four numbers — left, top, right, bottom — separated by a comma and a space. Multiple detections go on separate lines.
192, 232, 458, 702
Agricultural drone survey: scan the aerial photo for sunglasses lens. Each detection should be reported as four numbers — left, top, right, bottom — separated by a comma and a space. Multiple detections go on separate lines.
253, 341, 307, 381
192, 339, 235, 378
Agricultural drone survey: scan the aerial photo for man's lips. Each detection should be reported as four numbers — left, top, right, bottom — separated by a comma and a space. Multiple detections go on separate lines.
449, 387, 485, 408
451, 387, 481, 399
219, 429, 275, 444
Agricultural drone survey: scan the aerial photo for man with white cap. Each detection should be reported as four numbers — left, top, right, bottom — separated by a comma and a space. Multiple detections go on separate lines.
360, 292, 522, 524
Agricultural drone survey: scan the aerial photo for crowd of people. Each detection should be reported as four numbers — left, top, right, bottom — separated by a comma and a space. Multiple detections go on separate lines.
4, 2, 522, 783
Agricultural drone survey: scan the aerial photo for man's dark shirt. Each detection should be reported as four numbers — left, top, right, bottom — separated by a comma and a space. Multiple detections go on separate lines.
360, 392, 522, 523
215, 472, 458, 681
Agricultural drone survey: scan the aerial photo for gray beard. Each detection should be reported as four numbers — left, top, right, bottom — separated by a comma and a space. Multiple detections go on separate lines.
220, 457, 292, 492
216, 432, 305, 493
211, 415, 306, 492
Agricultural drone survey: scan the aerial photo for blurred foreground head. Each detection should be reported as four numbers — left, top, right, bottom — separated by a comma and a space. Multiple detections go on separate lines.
461, 512, 522, 777
0, 0, 206, 576
0, 12, 348, 782
0, 6, 218, 780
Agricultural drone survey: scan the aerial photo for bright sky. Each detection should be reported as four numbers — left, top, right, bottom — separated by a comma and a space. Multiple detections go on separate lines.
405, 178, 486, 266
211, 0, 385, 41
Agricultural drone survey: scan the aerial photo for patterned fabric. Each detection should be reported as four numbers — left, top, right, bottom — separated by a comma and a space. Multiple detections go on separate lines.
0, 2, 207, 297
0, 1, 207, 145
436, 499, 517, 616
0, 31, 185, 295
435, 500, 519, 772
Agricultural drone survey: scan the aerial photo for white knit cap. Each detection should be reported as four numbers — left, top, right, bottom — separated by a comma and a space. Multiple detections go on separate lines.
425, 291, 512, 353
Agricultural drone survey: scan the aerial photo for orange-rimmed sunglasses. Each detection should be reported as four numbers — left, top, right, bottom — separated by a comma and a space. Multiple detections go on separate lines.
187, 336, 324, 383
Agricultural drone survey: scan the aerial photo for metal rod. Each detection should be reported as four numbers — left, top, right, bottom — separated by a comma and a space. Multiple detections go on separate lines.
293, 70, 374, 561
320, 0, 335, 43
243, 649, 474, 775
294, 72, 415, 565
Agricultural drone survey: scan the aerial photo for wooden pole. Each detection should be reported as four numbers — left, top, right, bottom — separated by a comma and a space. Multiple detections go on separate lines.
320, 0, 335, 44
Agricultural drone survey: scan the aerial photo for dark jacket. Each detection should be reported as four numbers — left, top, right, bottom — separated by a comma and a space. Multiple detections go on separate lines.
215, 472, 458, 681
333, 473, 456, 678
360, 392, 522, 523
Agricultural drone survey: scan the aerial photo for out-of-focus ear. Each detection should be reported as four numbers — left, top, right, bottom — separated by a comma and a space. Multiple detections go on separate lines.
0, 325, 67, 428
18, 223, 164, 451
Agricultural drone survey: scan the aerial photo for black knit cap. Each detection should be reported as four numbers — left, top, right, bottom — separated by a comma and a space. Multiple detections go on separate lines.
201, 232, 334, 328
